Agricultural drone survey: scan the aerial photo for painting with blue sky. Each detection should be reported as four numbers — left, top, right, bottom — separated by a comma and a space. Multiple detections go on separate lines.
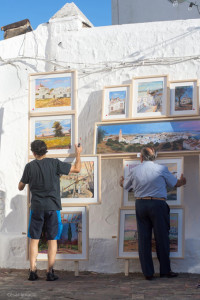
175, 86, 193, 111
35, 77, 71, 90
96, 119, 200, 154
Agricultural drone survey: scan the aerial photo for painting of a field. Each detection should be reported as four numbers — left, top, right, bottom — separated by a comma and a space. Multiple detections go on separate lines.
35, 76, 71, 109
35, 119, 71, 150
96, 119, 200, 154
60, 161, 94, 199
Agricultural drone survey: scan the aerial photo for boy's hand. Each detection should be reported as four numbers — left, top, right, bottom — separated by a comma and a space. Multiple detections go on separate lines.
75, 144, 82, 155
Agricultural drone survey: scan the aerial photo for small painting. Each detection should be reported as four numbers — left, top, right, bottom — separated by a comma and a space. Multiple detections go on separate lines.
102, 85, 130, 120
29, 71, 76, 113
132, 76, 168, 118
30, 115, 75, 155
170, 80, 198, 116
59, 156, 100, 205
37, 206, 88, 260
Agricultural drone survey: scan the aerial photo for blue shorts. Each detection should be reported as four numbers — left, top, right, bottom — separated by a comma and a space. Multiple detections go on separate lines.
28, 210, 63, 240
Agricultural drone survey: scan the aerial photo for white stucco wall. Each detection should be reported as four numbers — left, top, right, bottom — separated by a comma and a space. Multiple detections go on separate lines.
112, 0, 200, 25
0, 12, 200, 273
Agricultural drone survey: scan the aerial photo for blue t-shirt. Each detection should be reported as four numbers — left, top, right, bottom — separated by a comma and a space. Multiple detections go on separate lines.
21, 158, 71, 210
124, 161, 177, 199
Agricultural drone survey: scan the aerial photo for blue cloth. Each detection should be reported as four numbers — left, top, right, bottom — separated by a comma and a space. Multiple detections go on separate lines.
124, 161, 177, 199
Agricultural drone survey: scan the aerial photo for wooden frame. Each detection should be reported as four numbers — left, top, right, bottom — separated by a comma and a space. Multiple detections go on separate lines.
60, 155, 101, 206
122, 157, 184, 207
132, 75, 168, 118
102, 84, 131, 121
29, 70, 77, 115
94, 117, 200, 157
117, 207, 184, 259
29, 114, 77, 156
36, 206, 89, 261
169, 79, 199, 117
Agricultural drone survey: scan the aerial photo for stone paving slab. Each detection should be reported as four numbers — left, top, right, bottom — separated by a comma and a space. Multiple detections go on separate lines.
0, 270, 200, 300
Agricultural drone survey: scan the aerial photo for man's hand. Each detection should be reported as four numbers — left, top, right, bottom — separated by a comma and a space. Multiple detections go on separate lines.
119, 176, 124, 188
175, 173, 186, 187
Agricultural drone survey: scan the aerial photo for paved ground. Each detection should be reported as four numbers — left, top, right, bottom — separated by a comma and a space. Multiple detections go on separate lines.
0, 269, 200, 299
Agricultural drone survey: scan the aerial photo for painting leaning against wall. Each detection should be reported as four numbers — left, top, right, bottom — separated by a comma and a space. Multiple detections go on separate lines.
95, 118, 200, 155
118, 208, 184, 258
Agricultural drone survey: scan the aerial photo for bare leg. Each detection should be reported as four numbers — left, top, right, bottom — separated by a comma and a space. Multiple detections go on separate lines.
29, 239, 39, 271
47, 240, 57, 272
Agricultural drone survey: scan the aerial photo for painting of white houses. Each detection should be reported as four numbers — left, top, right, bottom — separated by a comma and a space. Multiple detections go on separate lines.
102, 85, 130, 120
30, 71, 76, 113
132, 76, 168, 118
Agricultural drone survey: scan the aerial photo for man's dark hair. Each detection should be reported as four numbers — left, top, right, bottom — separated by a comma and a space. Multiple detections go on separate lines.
141, 147, 157, 161
31, 140, 48, 156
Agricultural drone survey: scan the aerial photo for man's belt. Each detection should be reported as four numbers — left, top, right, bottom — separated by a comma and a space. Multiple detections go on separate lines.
136, 197, 166, 200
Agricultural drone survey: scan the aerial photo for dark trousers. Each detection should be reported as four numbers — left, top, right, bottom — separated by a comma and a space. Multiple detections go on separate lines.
135, 199, 171, 277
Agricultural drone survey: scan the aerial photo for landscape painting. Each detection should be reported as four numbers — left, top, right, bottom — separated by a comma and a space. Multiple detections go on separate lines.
30, 115, 75, 155
170, 80, 197, 116
60, 156, 100, 205
118, 208, 183, 258
30, 71, 76, 113
95, 119, 200, 155
37, 206, 88, 260
132, 76, 167, 117
102, 85, 130, 120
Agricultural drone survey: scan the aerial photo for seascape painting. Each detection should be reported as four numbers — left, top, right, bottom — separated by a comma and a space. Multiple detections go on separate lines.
118, 209, 183, 258
96, 119, 200, 155
103, 85, 130, 120
60, 156, 99, 205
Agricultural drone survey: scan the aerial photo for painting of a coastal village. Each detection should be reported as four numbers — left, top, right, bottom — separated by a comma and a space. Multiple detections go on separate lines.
38, 211, 82, 255
119, 209, 183, 258
60, 159, 96, 204
103, 86, 129, 120
96, 119, 200, 155
34, 117, 72, 150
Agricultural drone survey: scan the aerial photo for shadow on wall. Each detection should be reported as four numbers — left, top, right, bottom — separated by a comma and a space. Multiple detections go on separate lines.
78, 90, 102, 154
0, 195, 27, 233
0, 190, 6, 229
0, 107, 4, 151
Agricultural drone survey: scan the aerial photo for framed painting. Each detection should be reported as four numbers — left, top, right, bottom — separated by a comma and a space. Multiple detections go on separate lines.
29, 114, 76, 155
59, 155, 101, 205
132, 75, 168, 118
102, 84, 131, 121
37, 206, 88, 261
122, 158, 184, 207
170, 80, 198, 116
94, 117, 200, 156
118, 208, 184, 259
29, 70, 77, 114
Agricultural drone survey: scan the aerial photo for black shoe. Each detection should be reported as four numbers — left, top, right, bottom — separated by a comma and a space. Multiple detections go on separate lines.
145, 275, 156, 280
28, 269, 38, 281
46, 269, 59, 281
160, 271, 178, 278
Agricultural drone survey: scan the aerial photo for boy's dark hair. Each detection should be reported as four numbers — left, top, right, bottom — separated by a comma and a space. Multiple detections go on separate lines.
31, 140, 48, 156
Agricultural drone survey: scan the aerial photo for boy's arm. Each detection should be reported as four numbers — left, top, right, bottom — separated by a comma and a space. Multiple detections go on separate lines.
18, 182, 26, 191
69, 144, 82, 173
